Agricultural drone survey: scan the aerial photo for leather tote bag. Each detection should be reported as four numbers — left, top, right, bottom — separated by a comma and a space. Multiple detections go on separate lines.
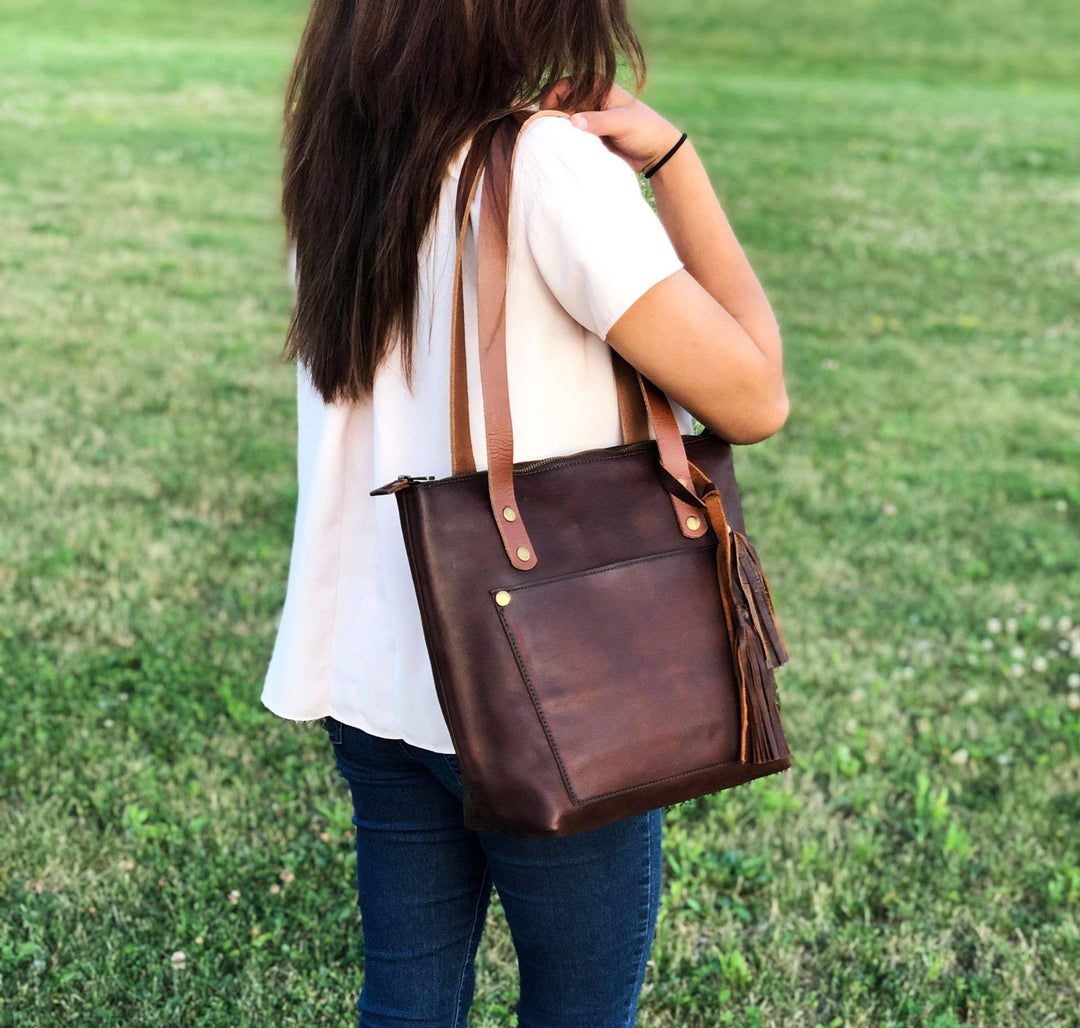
371, 109, 792, 838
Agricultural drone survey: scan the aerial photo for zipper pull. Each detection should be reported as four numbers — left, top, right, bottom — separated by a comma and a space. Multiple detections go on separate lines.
370, 474, 435, 496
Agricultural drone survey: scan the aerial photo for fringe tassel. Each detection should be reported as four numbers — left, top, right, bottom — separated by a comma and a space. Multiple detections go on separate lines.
733, 614, 790, 764
731, 530, 790, 670
728, 530, 790, 763
690, 473, 792, 766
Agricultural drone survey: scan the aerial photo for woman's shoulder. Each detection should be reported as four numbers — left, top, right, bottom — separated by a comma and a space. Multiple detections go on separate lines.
505, 111, 683, 344
513, 111, 640, 199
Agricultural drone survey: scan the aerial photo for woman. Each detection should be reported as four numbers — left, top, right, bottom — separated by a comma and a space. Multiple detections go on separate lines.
263, 1, 788, 1025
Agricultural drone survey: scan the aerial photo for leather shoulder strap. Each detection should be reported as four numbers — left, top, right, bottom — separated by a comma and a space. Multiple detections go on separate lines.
450, 112, 651, 474
450, 122, 498, 474
462, 111, 709, 569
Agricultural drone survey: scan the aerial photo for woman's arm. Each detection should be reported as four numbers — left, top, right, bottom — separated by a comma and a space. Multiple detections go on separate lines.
553, 83, 789, 444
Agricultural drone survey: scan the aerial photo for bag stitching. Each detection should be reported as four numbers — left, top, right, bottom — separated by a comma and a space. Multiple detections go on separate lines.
494, 604, 584, 806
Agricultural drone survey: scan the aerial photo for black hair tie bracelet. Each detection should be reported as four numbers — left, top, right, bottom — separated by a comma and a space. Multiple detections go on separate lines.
643, 132, 688, 179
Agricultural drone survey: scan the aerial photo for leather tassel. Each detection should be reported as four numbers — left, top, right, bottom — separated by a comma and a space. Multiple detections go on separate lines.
733, 613, 790, 764
730, 529, 790, 670
685, 469, 791, 766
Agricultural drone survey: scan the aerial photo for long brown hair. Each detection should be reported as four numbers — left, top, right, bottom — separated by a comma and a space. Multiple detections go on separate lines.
281, 0, 646, 404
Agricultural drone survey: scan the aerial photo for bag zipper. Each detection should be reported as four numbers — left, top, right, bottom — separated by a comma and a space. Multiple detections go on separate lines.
369, 475, 435, 496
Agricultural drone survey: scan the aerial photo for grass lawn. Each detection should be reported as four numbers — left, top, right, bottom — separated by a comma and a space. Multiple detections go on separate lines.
1, 1, 1077, 1025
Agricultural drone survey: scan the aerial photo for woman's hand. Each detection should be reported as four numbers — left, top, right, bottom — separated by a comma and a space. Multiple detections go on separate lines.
539, 79, 683, 175
539, 79, 789, 444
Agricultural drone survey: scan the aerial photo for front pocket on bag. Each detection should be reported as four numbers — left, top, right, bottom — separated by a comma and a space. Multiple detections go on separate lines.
492, 545, 744, 804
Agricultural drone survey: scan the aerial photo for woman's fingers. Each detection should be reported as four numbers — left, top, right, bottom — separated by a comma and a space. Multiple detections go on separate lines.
569, 82, 637, 132
569, 105, 633, 137
540, 79, 669, 172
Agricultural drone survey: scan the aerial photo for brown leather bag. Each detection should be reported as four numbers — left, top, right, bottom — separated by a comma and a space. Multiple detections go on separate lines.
371, 109, 792, 838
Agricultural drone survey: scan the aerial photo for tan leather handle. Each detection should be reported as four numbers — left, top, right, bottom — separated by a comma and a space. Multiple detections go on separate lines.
451, 110, 709, 569
450, 121, 496, 475
493, 114, 705, 539
473, 115, 539, 568
450, 120, 650, 473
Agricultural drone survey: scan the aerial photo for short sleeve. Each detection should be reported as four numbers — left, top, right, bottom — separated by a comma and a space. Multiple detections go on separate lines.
515, 115, 684, 341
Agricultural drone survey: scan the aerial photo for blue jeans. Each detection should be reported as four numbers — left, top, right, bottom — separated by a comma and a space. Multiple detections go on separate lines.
325, 716, 664, 1028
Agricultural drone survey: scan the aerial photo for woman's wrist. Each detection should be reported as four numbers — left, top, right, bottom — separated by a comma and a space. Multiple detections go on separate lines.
645, 133, 696, 188
642, 131, 688, 178
638, 124, 684, 175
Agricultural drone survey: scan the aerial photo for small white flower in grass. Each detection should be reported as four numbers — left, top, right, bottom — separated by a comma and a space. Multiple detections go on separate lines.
1067, 693, 1080, 711
1059, 639, 1071, 652
228, 890, 240, 905
280, 870, 295, 886
1010, 663, 1025, 679
1005, 618, 1018, 634
1068, 673, 1080, 689
986, 618, 1003, 634
961, 688, 980, 705
118, 858, 135, 872
1032, 656, 1049, 673
950, 748, 969, 766
103, 719, 113, 728
882, 503, 898, 517
1059, 616, 1074, 634
171, 951, 186, 966
1010, 645, 1026, 660
1056, 499, 1068, 512
1039, 615, 1054, 631
269, 884, 281, 895
981, 638, 994, 650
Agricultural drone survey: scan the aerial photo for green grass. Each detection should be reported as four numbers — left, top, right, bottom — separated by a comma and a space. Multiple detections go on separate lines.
1, 1, 1077, 1025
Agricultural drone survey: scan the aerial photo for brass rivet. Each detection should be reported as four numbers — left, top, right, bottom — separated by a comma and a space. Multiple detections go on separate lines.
494, 590, 512, 607
502, 505, 516, 522
516, 546, 531, 561
686, 515, 701, 531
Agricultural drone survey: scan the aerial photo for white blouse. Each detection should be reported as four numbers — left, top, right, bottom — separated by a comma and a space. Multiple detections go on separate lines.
262, 113, 695, 753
